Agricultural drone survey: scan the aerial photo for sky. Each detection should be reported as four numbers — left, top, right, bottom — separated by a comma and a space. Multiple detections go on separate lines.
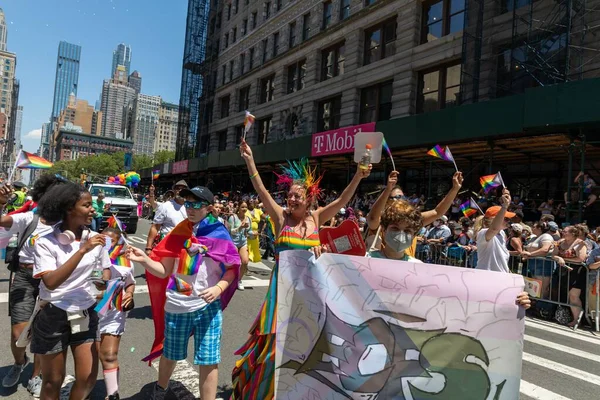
2, 0, 188, 153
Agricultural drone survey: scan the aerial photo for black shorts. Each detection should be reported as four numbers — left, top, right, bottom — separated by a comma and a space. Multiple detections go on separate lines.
31, 303, 99, 355
9, 268, 40, 325
569, 266, 587, 291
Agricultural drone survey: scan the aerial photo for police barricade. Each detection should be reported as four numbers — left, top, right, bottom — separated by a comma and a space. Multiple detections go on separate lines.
414, 242, 475, 268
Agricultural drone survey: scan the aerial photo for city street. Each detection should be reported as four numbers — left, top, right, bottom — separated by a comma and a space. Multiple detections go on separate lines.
0, 218, 597, 399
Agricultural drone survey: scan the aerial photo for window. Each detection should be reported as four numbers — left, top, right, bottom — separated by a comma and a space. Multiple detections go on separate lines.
232, 27, 237, 43
321, 41, 345, 81
242, 19, 248, 35
217, 130, 228, 151
209, 17, 216, 34
287, 59, 307, 94
317, 96, 342, 131
221, 65, 226, 85
260, 74, 275, 103
235, 125, 244, 144
417, 63, 461, 113
364, 18, 397, 65
303, 13, 311, 41
322, 1, 333, 30
365, 0, 377, 5
257, 116, 272, 144
340, 0, 351, 20
217, 12, 222, 28
262, 38, 269, 63
422, 0, 465, 43
252, 11, 258, 29
249, 47, 255, 69
227, 4, 232, 20
273, 32, 280, 57
220, 95, 230, 118
239, 85, 251, 111
235, 0, 239, 13
289, 22, 297, 48
277, 0, 283, 11
240, 53, 246, 75
229, 60, 234, 81
224, 33, 229, 48
265, 2, 272, 20
203, 102, 213, 125
360, 80, 393, 123
200, 135, 209, 153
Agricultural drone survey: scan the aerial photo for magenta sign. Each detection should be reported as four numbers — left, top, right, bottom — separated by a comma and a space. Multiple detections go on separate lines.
311, 123, 376, 157
172, 160, 189, 175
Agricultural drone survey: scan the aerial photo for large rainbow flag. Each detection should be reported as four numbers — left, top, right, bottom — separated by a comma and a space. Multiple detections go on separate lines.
144, 215, 240, 363
15, 151, 53, 169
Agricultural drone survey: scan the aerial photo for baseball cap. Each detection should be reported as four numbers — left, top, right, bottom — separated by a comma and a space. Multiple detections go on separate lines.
180, 186, 214, 204
12, 181, 26, 189
548, 221, 559, 232
510, 223, 523, 233
173, 180, 189, 189
439, 215, 448, 223
485, 206, 516, 219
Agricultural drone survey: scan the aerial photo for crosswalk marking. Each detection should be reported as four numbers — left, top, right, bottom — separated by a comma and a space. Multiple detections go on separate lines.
128, 236, 146, 244
525, 319, 600, 344
524, 334, 600, 363
522, 352, 600, 386
520, 380, 571, 400
151, 359, 224, 400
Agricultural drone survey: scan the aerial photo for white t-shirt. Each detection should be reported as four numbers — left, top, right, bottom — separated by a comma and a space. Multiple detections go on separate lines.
476, 229, 510, 273
153, 200, 187, 236
0, 211, 53, 264
34, 230, 112, 312
526, 233, 554, 254
165, 256, 224, 314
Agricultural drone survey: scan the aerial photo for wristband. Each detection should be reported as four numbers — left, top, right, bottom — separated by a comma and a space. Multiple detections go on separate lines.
250, 172, 259, 180
145, 247, 153, 251
215, 283, 225, 293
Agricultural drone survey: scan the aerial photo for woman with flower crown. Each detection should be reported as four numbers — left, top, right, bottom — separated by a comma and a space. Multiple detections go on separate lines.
231, 140, 372, 399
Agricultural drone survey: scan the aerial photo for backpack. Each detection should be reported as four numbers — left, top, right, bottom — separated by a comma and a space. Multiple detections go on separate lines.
5, 215, 40, 273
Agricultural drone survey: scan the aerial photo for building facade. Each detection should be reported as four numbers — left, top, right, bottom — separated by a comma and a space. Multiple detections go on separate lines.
100, 65, 137, 138
111, 43, 132, 78
129, 93, 161, 156
0, 49, 16, 149
128, 70, 142, 94
51, 41, 81, 121
0, 8, 7, 52
14, 104, 22, 152
55, 128, 133, 161
155, 101, 179, 152
52, 93, 102, 144
39, 122, 52, 160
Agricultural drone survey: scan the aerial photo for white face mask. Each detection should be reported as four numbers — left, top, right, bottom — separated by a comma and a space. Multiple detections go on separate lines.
385, 230, 413, 253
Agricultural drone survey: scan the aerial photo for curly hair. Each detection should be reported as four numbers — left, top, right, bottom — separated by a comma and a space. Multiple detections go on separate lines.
29, 174, 66, 202
37, 182, 87, 225
380, 200, 422, 234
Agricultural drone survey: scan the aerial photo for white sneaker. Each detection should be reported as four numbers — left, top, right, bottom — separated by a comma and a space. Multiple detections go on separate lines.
27, 375, 42, 398
238, 279, 245, 291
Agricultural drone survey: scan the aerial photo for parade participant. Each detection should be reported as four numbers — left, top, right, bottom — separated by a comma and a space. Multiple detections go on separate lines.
366, 170, 463, 255
367, 200, 422, 262
0, 175, 67, 397
32, 182, 110, 400
127, 186, 240, 400
245, 199, 263, 263
228, 202, 251, 290
97, 226, 135, 400
231, 140, 371, 399
7, 196, 36, 215
91, 191, 109, 232
145, 180, 188, 255
473, 189, 531, 309
6, 182, 27, 212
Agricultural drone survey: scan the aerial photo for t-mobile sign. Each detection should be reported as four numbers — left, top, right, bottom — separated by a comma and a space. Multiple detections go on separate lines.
311, 123, 376, 157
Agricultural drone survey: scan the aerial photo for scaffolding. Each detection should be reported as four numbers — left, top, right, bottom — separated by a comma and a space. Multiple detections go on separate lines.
175, 0, 211, 161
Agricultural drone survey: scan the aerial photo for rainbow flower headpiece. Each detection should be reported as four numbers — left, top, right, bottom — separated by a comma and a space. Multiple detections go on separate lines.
274, 158, 323, 201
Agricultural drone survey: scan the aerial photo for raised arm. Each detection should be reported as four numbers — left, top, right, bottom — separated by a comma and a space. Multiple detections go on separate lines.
421, 172, 463, 226
315, 164, 371, 224
485, 189, 510, 242
240, 140, 283, 229
366, 171, 398, 230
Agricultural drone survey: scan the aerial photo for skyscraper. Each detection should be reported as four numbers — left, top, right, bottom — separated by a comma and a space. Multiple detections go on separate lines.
128, 70, 142, 94
155, 101, 179, 152
51, 41, 81, 120
39, 122, 52, 160
100, 65, 136, 138
111, 43, 132, 77
129, 94, 161, 156
0, 8, 7, 52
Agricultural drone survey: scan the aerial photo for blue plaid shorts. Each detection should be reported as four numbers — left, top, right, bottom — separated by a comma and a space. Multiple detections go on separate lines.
163, 300, 223, 365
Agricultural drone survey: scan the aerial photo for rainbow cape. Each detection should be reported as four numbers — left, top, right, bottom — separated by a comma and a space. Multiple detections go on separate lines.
144, 215, 240, 363
480, 172, 505, 193
15, 151, 53, 169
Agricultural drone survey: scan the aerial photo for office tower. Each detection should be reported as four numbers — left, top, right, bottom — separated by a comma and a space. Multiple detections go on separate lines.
128, 70, 142, 94
0, 8, 7, 52
53, 93, 102, 138
50, 41, 81, 120
155, 101, 178, 152
129, 93, 161, 156
100, 65, 136, 138
39, 122, 52, 160
111, 43, 132, 77
0, 49, 16, 140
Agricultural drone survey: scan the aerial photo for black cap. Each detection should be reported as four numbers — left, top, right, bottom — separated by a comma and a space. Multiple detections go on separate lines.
180, 186, 214, 203
12, 181, 26, 189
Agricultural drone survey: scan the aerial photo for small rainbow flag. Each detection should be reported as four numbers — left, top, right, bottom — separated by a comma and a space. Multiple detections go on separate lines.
15, 150, 53, 169
480, 172, 505, 193
153, 169, 160, 180
109, 244, 131, 268
112, 290, 123, 311
167, 275, 193, 296
176, 249, 202, 275
243, 111, 255, 139
382, 137, 396, 171
460, 197, 483, 217
427, 145, 458, 171
94, 279, 124, 316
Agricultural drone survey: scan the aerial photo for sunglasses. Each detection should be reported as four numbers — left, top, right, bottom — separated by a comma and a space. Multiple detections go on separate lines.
389, 195, 407, 201
184, 200, 210, 209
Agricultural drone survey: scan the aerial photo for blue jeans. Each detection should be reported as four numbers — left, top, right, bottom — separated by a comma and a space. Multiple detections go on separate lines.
90, 217, 103, 232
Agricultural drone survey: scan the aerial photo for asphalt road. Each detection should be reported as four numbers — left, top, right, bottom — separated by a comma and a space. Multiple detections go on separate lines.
0, 218, 598, 399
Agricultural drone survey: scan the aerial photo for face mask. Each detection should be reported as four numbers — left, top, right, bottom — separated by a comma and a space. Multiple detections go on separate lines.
433, 221, 440, 227
454, 230, 462, 236
385, 230, 413, 253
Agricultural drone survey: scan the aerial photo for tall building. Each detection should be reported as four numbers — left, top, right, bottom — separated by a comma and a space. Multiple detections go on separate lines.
6, 79, 18, 160
100, 65, 137, 138
155, 101, 178, 152
52, 93, 102, 145
0, 49, 16, 136
128, 70, 142, 94
50, 41, 81, 121
111, 43, 132, 77
0, 8, 7, 52
14, 104, 22, 152
39, 122, 52, 160
129, 94, 161, 156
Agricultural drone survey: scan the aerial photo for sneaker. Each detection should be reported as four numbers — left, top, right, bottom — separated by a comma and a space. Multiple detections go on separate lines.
106, 393, 120, 400
151, 383, 168, 400
27, 375, 42, 398
238, 279, 245, 291
2, 354, 30, 387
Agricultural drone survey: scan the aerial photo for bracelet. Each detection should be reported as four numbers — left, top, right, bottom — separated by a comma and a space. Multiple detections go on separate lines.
249, 172, 259, 180
145, 247, 153, 251
215, 283, 225, 293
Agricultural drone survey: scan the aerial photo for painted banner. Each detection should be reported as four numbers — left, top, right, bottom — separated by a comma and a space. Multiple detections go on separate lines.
311, 123, 376, 157
275, 251, 526, 399
172, 160, 189, 174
